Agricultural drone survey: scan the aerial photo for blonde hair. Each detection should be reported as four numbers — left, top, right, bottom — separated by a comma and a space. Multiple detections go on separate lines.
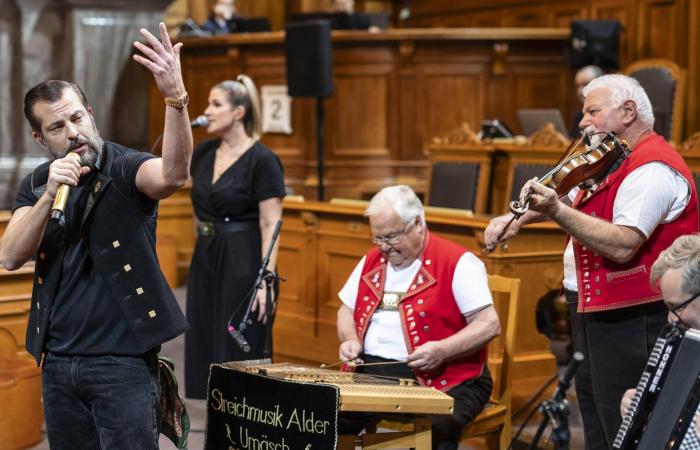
214, 74, 262, 139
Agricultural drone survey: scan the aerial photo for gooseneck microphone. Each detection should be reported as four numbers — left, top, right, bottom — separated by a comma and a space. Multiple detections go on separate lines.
554, 351, 584, 401
227, 324, 251, 353
50, 152, 81, 222
190, 115, 209, 128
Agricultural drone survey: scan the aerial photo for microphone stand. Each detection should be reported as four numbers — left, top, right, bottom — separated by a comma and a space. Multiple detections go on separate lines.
528, 352, 584, 450
228, 220, 283, 353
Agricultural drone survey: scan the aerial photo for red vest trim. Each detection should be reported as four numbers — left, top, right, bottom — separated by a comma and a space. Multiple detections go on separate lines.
349, 232, 487, 391
573, 132, 699, 312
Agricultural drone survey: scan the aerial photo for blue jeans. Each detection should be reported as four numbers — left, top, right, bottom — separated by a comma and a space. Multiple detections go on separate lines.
42, 352, 161, 450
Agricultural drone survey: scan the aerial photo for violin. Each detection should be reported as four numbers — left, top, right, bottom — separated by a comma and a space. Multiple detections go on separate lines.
485, 131, 630, 252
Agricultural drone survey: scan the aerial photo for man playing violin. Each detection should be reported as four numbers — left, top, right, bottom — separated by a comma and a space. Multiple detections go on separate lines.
485, 74, 699, 450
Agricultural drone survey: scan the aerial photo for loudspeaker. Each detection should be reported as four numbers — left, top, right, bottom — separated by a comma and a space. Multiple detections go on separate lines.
569, 20, 621, 70
285, 20, 333, 97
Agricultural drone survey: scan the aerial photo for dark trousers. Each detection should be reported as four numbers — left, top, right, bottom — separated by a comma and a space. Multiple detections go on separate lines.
42, 352, 161, 450
565, 291, 667, 450
339, 354, 492, 450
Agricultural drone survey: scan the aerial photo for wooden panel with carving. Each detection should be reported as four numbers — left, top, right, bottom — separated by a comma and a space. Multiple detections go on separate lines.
394, 0, 698, 140
154, 30, 571, 200
488, 60, 574, 135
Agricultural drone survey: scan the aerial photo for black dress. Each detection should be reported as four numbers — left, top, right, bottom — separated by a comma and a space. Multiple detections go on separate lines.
184, 139, 285, 399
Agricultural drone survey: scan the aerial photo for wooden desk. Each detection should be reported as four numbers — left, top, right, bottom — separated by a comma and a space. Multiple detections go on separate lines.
150, 28, 573, 200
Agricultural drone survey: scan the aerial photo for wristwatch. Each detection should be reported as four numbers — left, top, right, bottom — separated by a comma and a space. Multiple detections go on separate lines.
164, 92, 189, 110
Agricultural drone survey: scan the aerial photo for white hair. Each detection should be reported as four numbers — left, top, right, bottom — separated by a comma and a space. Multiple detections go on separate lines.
650, 233, 700, 295
577, 65, 604, 79
582, 74, 655, 128
365, 185, 425, 225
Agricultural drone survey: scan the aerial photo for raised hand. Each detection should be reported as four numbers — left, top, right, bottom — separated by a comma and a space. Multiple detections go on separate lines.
132, 22, 186, 99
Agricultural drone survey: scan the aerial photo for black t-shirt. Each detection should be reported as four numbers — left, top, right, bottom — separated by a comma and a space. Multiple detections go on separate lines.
190, 140, 285, 223
13, 147, 156, 355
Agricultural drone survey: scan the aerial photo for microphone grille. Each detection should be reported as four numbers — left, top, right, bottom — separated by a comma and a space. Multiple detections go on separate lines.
191, 115, 209, 128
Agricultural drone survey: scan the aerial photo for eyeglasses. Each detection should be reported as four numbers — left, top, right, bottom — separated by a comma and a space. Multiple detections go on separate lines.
667, 291, 700, 323
371, 221, 413, 246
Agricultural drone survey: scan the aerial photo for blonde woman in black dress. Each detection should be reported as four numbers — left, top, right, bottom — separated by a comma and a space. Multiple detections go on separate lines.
185, 75, 285, 399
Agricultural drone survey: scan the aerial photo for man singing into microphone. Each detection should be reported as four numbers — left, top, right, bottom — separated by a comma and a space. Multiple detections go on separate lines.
0, 23, 192, 449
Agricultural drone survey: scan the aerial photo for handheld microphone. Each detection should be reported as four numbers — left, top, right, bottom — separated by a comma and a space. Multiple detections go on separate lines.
190, 115, 209, 128
227, 324, 251, 352
554, 351, 584, 400
50, 152, 81, 222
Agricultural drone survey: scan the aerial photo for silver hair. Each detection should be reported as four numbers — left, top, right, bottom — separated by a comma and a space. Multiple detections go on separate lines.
650, 234, 700, 295
365, 185, 425, 225
582, 74, 655, 128
577, 65, 604, 79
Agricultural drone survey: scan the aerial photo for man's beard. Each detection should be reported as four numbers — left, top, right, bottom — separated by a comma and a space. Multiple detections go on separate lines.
583, 126, 604, 150
48, 133, 104, 170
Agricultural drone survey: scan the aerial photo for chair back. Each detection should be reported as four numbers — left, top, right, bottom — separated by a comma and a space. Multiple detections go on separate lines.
624, 59, 686, 143
427, 123, 494, 214
428, 162, 481, 211
486, 274, 520, 405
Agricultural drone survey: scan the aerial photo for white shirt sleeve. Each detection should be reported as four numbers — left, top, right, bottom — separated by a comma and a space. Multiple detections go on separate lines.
452, 252, 493, 315
612, 162, 691, 238
338, 256, 366, 310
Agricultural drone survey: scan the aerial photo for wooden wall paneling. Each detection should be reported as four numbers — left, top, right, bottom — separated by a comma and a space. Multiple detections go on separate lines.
397, 40, 418, 162
414, 61, 487, 161
410, 40, 492, 158
589, 0, 634, 67
467, 10, 507, 28
163, 30, 571, 200
356, 0, 394, 14
489, 62, 571, 135
686, 0, 699, 135
547, 2, 589, 28
314, 41, 399, 198
156, 189, 195, 282
0, 265, 34, 356
329, 49, 395, 159
636, 0, 687, 64
502, 4, 547, 28
314, 218, 373, 363
236, 0, 286, 31
272, 208, 322, 362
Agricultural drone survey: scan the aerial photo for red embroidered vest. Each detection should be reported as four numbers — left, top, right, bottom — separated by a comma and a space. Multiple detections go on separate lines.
351, 232, 487, 391
574, 133, 699, 312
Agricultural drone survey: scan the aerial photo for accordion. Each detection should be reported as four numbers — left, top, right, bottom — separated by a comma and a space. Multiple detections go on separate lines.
613, 324, 700, 450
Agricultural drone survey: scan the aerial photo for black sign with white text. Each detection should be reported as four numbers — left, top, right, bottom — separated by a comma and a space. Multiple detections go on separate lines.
205, 364, 339, 450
